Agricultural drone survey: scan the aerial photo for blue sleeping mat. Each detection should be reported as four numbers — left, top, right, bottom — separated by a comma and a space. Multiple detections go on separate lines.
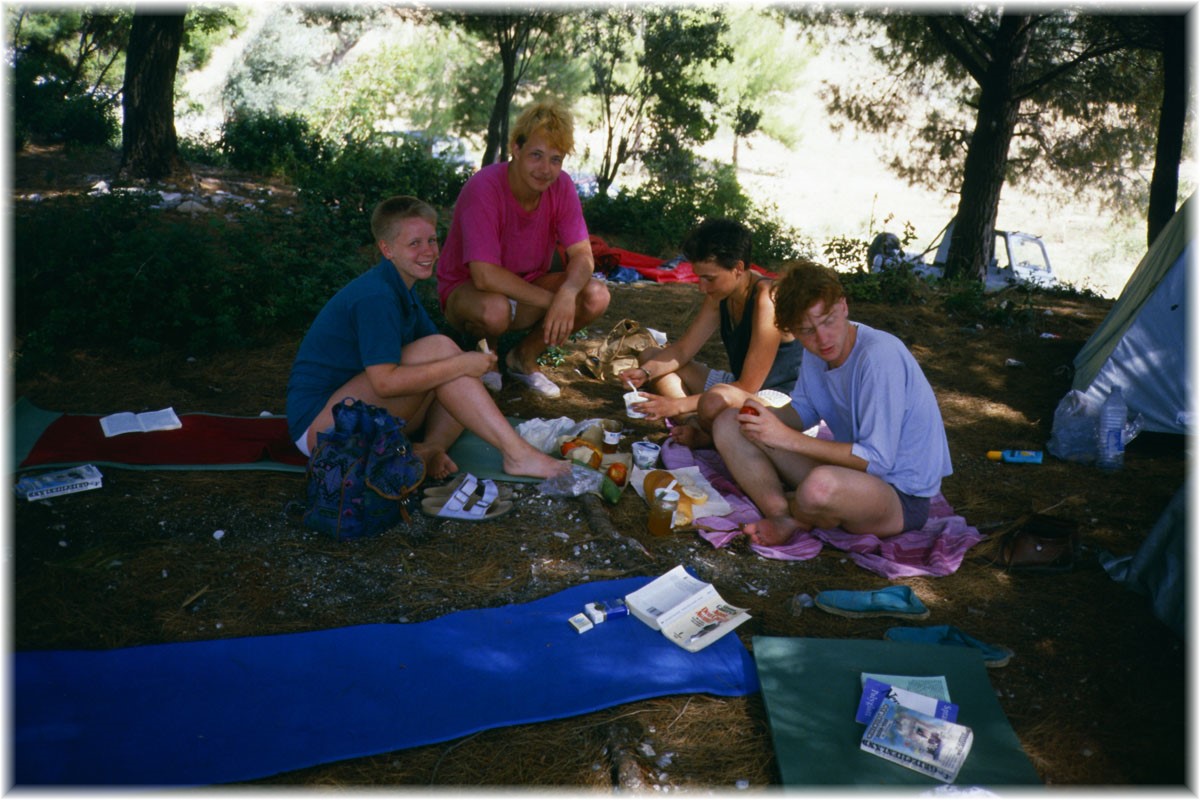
14, 577, 758, 786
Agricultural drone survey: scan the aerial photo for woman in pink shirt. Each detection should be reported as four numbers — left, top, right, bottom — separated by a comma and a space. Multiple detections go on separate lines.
437, 101, 611, 399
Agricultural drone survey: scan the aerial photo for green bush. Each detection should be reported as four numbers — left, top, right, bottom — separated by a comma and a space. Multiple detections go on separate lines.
12, 193, 363, 371
841, 265, 931, 305
14, 80, 118, 148
219, 110, 329, 176
296, 135, 473, 242
583, 157, 806, 264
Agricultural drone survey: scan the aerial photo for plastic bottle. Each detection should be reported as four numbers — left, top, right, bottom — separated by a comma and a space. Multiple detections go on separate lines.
987, 449, 1043, 464
1096, 387, 1128, 470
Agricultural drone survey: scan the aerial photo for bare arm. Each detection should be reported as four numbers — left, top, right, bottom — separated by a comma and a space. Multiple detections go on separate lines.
542, 238, 596, 345
619, 298, 721, 388
738, 400, 869, 472
728, 280, 790, 393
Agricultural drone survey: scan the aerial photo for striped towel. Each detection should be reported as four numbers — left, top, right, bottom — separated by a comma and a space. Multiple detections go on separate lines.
660, 437, 983, 579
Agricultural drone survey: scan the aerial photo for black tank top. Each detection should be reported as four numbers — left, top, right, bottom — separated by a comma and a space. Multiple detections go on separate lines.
719, 279, 803, 392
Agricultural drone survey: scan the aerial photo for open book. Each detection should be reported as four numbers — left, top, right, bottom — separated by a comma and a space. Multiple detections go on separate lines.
624, 565, 751, 652
100, 407, 182, 438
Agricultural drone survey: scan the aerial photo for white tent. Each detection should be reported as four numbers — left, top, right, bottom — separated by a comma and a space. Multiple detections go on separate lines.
1069, 194, 1193, 435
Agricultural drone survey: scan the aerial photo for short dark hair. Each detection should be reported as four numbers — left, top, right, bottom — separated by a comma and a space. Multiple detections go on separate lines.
370, 195, 437, 242
681, 218, 752, 271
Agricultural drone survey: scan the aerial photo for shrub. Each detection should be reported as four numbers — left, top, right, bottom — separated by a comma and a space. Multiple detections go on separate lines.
219, 110, 329, 176
582, 157, 806, 264
296, 135, 473, 242
14, 80, 118, 148
12, 193, 363, 372
841, 265, 930, 306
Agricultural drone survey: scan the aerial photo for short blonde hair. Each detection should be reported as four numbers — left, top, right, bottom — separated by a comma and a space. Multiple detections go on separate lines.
509, 99, 575, 155
370, 195, 437, 242
772, 259, 846, 332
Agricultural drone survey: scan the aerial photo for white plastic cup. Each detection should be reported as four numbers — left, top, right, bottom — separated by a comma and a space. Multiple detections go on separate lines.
631, 441, 661, 469
624, 390, 649, 419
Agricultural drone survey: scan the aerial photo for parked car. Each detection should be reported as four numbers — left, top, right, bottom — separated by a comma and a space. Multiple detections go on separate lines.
869, 220, 1057, 292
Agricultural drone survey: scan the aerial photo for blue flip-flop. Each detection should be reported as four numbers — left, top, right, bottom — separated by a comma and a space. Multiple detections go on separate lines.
885, 624, 1014, 668
813, 585, 930, 620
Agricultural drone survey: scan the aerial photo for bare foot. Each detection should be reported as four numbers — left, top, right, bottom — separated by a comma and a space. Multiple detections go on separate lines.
742, 515, 808, 547
502, 448, 571, 480
414, 443, 458, 480
669, 423, 713, 449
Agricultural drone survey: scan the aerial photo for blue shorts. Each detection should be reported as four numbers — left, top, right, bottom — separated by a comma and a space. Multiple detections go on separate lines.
703, 368, 736, 391
894, 488, 931, 532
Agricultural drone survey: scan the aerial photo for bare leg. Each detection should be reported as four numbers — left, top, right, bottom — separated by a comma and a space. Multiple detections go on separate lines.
790, 465, 907, 537
414, 401, 462, 479
305, 335, 568, 480
433, 375, 568, 478
507, 273, 611, 374
711, 407, 814, 546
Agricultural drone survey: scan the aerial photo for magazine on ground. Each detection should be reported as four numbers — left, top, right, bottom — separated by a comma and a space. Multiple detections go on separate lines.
624, 564, 751, 652
861, 673, 951, 701
15, 464, 104, 501
856, 678, 959, 724
100, 407, 182, 437
860, 694, 974, 783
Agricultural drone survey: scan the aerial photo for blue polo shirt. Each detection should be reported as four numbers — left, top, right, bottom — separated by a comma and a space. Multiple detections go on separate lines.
286, 259, 438, 442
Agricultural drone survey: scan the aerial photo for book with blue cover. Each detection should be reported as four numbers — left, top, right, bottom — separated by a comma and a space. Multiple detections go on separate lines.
860, 694, 973, 783
856, 677, 959, 724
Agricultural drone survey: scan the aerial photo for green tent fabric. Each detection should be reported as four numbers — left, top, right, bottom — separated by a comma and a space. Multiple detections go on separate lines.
753, 636, 1042, 787
1068, 193, 1193, 435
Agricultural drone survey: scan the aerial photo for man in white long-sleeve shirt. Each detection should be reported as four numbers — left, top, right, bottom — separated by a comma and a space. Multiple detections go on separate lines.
712, 260, 952, 547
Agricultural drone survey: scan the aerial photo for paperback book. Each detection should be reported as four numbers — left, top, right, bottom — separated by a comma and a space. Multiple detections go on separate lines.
860, 694, 974, 783
624, 564, 751, 652
15, 464, 104, 501
100, 407, 182, 438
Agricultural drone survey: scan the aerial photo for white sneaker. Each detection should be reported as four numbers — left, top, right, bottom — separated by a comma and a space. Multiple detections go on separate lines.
509, 367, 561, 398
481, 370, 503, 393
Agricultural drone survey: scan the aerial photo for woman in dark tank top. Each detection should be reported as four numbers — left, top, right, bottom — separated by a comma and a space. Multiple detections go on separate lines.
619, 218, 801, 448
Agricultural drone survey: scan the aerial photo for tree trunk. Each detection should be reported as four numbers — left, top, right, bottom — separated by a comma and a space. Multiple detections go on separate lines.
119, 11, 189, 183
1146, 15, 1187, 247
481, 46, 518, 167
942, 14, 1033, 282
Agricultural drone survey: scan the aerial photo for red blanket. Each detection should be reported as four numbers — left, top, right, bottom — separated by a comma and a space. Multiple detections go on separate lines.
574, 235, 777, 284
18, 410, 306, 471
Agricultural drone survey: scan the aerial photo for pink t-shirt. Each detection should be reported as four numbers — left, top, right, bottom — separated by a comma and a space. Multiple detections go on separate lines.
436, 162, 590, 307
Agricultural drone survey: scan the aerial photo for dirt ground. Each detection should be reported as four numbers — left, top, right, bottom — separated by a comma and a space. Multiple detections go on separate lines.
9, 149, 1190, 788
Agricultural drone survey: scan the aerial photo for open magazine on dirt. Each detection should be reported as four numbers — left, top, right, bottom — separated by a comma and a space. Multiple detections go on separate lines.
624, 565, 751, 653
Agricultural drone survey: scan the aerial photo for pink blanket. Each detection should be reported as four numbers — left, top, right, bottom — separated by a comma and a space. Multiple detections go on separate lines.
660, 438, 983, 579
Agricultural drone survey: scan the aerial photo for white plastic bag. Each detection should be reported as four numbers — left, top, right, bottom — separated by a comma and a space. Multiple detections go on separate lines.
1046, 390, 1098, 464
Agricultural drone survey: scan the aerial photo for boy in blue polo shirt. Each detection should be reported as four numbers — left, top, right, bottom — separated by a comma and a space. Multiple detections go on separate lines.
286, 195, 569, 481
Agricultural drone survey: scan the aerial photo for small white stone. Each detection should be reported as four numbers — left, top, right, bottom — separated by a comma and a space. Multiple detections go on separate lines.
735, 779, 750, 790
213, 529, 225, 541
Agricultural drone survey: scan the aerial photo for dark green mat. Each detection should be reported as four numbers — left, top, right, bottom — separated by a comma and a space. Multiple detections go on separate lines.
445, 418, 541, 484
753, 636, 1042, 787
